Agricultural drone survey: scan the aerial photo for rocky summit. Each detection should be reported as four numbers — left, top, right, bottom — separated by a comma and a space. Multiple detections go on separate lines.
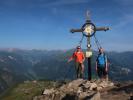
33, 79, 119, 100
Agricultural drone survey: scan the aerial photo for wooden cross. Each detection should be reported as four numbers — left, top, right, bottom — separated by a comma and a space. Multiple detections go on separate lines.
70, 11, 109, 80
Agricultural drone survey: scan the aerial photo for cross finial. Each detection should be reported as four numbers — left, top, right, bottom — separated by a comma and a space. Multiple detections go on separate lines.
86, 10, 91, 22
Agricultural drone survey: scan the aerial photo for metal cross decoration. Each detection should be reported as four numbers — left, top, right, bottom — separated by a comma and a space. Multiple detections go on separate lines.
70, 11, 110, 80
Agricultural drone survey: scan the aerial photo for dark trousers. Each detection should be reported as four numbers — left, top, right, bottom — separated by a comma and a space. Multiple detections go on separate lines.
75, 62, 83, 78
97, 66, 107, 78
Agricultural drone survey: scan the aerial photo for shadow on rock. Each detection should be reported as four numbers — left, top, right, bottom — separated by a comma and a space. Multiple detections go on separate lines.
62, 94, 78, 100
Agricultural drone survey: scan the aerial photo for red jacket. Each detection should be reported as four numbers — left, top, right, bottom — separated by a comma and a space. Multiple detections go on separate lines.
71, 51, 85, 63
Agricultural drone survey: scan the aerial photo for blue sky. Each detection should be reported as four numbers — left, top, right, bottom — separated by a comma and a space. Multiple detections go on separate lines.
0, 0, 133, 51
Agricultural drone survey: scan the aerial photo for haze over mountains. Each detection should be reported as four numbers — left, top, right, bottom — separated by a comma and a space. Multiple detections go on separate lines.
0, 48, 132, 94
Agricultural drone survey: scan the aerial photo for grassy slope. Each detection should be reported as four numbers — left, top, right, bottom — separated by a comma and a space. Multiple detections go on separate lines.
1, 81, 54, 100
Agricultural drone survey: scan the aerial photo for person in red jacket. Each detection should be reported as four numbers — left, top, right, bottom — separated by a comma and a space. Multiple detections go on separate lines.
68, 46, 85, 78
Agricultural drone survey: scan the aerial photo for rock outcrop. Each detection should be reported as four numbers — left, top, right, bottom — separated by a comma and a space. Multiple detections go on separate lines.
33, 79, 114, 100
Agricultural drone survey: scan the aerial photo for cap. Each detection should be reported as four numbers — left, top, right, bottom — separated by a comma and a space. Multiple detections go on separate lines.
77, 46, 81, 49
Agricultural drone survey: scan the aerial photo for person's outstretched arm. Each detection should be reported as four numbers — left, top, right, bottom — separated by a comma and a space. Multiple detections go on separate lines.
68, 53, 75, 63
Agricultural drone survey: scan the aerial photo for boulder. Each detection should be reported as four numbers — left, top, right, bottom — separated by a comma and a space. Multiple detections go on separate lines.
90, 92, 101, 100
43, 88, 55, 95
83, 81, 91, 89
99, 81, 114, 88
90, 83, 97, 91
67, 79, 85, 88
33, 80, 114, 100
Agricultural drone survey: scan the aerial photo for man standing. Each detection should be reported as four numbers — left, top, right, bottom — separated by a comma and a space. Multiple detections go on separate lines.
68, 46, 85, 78
96, 48, 108, 81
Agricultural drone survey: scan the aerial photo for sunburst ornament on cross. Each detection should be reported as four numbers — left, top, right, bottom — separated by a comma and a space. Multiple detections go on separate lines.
84, 25, 93, 34
82, 21, 96, 37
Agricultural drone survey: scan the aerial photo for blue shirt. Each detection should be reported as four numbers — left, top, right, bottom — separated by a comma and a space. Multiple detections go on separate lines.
97, 53, 107, 67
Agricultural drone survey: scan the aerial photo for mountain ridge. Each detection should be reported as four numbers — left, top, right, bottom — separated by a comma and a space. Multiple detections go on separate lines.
0, 49, 132, 94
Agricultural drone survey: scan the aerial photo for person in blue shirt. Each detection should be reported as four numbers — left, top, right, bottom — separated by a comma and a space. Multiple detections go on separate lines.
96, 48, 108, 81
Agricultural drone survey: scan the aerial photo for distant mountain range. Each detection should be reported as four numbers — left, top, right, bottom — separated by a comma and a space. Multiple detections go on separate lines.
0, 48, 132, 94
